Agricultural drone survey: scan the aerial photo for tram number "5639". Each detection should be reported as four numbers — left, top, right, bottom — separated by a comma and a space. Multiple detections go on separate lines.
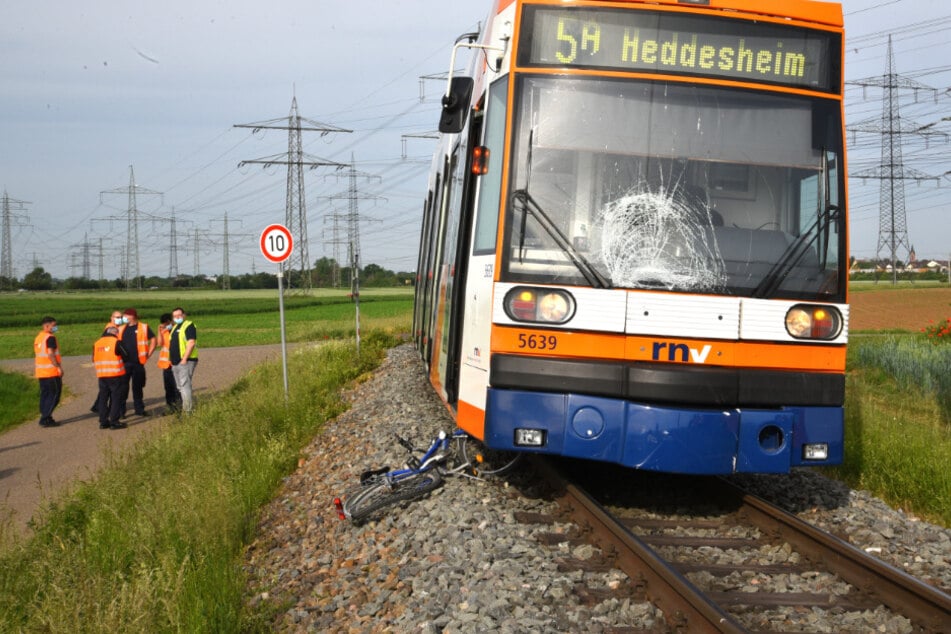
517, 333, 558, 351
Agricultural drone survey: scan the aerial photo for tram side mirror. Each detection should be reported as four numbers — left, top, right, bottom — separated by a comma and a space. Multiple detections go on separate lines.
439, 76, 474, 134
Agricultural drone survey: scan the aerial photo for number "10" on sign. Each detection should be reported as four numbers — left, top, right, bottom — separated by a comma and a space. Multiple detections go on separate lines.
260, 224, 294, 264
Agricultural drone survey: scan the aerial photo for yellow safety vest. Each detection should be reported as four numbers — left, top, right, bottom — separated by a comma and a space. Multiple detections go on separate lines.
172, 320, 198, 360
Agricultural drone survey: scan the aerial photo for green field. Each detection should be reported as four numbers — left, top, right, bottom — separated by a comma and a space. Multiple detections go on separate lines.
847, 279, 950, 291
0, 288, 413, 360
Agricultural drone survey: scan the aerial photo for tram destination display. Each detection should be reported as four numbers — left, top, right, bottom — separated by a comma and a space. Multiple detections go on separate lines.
520, 6, 839, 93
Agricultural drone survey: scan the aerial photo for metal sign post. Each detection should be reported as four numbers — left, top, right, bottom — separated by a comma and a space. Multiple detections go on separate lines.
276, 264, 289, 399
260, 224, 294, 401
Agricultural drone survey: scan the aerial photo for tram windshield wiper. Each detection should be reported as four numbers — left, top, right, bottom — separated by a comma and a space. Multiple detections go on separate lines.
511, 188, 611, 289
753, 151, 839, 299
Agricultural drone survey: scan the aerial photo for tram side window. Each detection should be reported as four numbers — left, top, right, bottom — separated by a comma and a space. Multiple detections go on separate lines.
442, 150, 463, 277
472, 79, 508, 254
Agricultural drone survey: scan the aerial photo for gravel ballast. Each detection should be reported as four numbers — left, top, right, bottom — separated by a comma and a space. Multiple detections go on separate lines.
244, 344, 951, 632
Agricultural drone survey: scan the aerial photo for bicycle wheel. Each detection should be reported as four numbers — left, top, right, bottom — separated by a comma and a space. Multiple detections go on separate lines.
461, 437, 522, 477
344, 470, 444, 524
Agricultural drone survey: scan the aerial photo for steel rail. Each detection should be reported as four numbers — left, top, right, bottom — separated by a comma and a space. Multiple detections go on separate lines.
537, 458, 951, 632
720, 479, 951, 633
534, 458, 747, 633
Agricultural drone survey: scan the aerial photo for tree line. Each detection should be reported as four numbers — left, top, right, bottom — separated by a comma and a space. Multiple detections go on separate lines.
1, 257, 415, 291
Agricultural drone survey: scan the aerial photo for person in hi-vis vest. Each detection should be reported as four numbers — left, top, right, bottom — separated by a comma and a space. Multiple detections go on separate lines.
169, 307, 198, 413
34, 316, 63, 428
117, 308, 156, 417
157, 312, 182, 414
90, 310, 124, 415
93, 326, 129, 429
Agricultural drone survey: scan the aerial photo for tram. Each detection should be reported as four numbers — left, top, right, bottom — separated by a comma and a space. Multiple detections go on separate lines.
414, 0, 848, 474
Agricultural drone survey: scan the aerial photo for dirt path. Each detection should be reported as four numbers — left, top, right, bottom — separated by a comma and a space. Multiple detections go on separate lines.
0, 344, 289, 538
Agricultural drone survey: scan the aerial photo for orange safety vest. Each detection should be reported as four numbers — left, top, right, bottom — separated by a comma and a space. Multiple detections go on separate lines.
157, 328, 171, 369
34, 331, 63, 378
93, 336, 126, 378
118, 322, 152, 364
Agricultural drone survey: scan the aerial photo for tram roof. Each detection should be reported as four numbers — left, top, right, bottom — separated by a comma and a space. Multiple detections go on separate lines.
492, 0, 843, 29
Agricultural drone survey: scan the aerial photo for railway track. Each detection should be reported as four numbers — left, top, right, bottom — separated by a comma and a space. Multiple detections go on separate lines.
525, 458, 951, 633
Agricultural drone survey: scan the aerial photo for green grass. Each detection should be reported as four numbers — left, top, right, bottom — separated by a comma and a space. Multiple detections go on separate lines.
824, 335, 951, 525
0, 330, 401, 632
848, 279, 950, 291
849, 334, 951, 423
0, 370, 37, 431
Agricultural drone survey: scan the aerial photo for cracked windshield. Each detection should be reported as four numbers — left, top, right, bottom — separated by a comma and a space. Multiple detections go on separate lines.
503, 77, 844, 301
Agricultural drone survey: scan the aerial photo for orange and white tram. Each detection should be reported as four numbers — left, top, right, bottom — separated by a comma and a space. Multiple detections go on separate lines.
415, 0, 848, 474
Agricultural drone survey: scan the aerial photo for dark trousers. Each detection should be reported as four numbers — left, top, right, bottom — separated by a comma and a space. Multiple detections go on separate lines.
162, 367, 181, 410
38, 376, 62, 423
97, 376, 125, 426
122, 363, 147, 415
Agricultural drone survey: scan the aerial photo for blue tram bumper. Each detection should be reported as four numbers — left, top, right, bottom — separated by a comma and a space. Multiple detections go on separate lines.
484, 388, 843, 474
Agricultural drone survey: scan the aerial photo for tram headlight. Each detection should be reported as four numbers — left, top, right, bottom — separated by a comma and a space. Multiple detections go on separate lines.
503, 287, 575, 324
785, 305, 842, 340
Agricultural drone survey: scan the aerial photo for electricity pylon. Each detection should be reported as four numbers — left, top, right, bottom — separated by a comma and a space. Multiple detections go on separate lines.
169, 209, 179, 278
68, 232, 95, 279
848, 36, 943, 283
235, 95, 351, 290
323, 155, 382, 288
99, 166, 163, 289
207, 213, 251, 290
1, 191, 31, 287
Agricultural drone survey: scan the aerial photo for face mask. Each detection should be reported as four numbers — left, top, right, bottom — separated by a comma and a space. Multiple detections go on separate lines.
164, 324, 172, 331
113, 317, 123, 325
173, 317, 184, 325
121, 316, 130, 324
51, 326, 59, 333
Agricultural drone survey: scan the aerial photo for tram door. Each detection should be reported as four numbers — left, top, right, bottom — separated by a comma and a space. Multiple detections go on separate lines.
433, 110, 484, 407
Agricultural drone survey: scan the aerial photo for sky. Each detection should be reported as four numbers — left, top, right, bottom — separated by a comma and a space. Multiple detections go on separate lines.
0, 0, 949, 281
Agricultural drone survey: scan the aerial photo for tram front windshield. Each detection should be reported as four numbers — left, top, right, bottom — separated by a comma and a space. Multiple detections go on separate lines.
502, 77, 845, 302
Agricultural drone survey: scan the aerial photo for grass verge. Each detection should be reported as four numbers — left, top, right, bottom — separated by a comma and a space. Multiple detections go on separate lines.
824, 335, 951, 526
0, 330, 398, 632
0, 370, 37, 433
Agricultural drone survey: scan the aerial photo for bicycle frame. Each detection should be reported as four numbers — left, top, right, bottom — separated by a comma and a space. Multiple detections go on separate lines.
334, 427, 517, 523
381, 430, 452, 486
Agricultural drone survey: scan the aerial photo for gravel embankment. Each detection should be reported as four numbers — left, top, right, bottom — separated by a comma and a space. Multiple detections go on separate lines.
244, 344, 951, 632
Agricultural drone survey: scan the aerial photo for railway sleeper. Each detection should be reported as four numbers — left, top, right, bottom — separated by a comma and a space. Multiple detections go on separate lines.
555, 554, 617, 574
674, 561, 811, 577
707, 590, 879, 611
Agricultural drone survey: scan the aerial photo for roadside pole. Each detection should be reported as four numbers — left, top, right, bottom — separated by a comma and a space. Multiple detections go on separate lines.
277, 264, 289, 399
260, 224, 294, 402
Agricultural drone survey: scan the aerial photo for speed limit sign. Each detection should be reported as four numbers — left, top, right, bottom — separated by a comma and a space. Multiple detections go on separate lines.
260, 224, 294, 264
